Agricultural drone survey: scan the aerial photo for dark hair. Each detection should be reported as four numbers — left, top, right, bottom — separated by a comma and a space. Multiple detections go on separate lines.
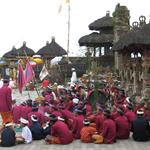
3, 79, 9, 83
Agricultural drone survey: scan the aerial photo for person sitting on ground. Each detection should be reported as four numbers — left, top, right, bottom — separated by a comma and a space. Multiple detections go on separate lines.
29, 115, 44, 140
80, 119, 96, 143
0, 122, 16, 147
114, 108, 130, 139
16, 118, 32, 144
101, 109, 116, 144
45, 114, 73, 144
131, 109, 150, 141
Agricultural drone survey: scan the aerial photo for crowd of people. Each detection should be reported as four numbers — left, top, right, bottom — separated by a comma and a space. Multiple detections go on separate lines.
0, 77, 150, 147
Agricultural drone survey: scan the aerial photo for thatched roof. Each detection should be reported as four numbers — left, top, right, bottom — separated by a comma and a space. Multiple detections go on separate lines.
3, 46, 17, 58
36, 37, 67, 57
17, 42, 35, 56
112, 23, 150, 52
78, 32, 113, 47
89, 11, 113, 31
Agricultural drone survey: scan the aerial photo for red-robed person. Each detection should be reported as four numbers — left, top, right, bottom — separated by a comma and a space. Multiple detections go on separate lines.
45, 114, 73, 144
0, 79, 13, 124
101, 109, 116, 144
115, 108, 130, 139
125, 104, 136, 130
95, 105, 104, 133
72, 109, 84, 139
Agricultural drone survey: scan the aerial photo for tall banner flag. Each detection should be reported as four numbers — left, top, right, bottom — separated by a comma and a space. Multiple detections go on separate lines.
58, 0, 70, 14
24, 61, 34, 84
39, 65, 49, 81
17, 62, 25, 93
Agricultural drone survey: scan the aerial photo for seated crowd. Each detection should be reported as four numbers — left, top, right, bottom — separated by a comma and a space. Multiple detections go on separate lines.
0, 82, 150, 147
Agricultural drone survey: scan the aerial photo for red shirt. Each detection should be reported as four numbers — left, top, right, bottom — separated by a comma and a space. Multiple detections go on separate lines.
95, 113, 104, 133
72, 115, 84, 139
101, 118, 116, 144
20, 106, 32, 119
0, 84, 12, 112
115, 115, 130, 139
12, 105, 22, 124
51, 120, 73, 144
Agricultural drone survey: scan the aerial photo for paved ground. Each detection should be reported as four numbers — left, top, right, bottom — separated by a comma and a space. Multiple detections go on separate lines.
1, 137, 150, 150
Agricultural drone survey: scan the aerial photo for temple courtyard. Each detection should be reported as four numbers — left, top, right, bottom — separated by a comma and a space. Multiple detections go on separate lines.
2, 138, 150, 150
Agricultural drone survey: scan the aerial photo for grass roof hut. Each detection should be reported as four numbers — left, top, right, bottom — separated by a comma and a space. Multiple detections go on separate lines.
16, 41, 35, 57
36, 37, 67, 59
79, 11, 114, 57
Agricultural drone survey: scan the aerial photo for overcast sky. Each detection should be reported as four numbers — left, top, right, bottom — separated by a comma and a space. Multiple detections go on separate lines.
0, 0, 150, 57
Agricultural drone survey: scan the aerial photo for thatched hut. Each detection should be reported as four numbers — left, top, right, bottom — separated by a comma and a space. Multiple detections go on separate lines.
78, 11, 114, 71
16, 41, 35, 57
36, 37, 67, 59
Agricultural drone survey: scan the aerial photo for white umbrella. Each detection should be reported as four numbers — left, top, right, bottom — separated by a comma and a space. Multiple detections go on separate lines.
50, 56, 62, 65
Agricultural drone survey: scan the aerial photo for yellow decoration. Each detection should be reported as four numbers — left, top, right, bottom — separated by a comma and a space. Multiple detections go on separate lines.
33, 58, 44, 64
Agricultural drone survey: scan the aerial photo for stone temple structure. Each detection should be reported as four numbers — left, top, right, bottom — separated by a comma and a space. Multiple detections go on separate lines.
113, 13, 150, 99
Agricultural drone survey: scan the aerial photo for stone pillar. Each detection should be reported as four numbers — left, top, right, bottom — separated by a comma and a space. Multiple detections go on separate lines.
113, 3, 130, 70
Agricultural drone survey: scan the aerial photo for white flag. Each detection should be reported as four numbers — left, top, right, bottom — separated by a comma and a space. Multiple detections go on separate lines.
39, 65, 49, 81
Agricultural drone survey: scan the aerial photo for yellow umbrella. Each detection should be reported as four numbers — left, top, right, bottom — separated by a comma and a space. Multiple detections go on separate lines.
33, 58, 44, 64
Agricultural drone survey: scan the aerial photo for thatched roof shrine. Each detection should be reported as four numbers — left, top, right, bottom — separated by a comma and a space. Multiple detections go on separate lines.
3, 46, 17, 58
112, 22, 150, 53
89, 11, 113, 31
17, 41, 35, 56
78, 32, 113, 47
36, 37, 67, 58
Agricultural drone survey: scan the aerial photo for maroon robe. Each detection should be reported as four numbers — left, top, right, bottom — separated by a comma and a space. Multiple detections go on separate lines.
101, 118, 116, 144
72, 114, 84, 139
52, 111, 62, 117
0, 84, 12, 112
125, 110, 136, 129
85, 103, 92, 116
20, 106, 32, 119
51, 120, 73, 144
115, 115, 130, 139
12, 105, 22, 124
60, 109, 74, 119
95, 113, 104, 133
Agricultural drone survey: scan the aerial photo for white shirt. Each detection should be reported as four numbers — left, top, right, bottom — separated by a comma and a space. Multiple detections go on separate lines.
0, 80, 3, 88
22, 126, 32, 144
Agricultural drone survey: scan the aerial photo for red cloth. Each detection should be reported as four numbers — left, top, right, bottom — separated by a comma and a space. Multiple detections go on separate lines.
12, 105, 22, 124
115, 115, 130, 139
51, 120, 73, 144
85, 103, 92, 116
95, 113, 104, 133
101, 118, 116, 144
52, 111, 62, 117
0, 84, 12, 112
20, 106, 32, 119
41, 79, 49, 88
60, 109, 74, 119
72, 115, 84, 139
125, 110, 136, 129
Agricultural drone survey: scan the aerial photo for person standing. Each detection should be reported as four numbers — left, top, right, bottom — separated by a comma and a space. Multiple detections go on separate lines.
0, 79, 13, 125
